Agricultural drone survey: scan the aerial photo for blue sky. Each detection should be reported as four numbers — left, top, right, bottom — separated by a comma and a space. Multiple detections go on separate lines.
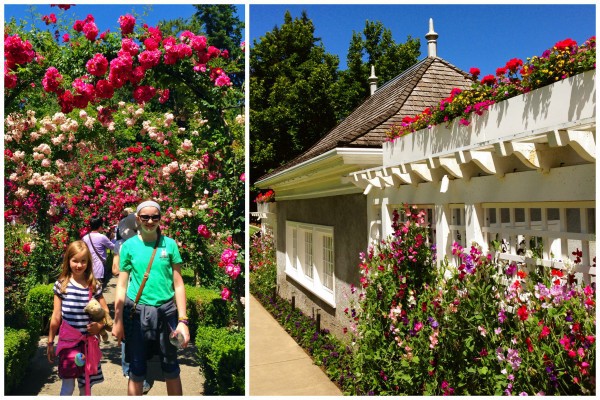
4, 3, 244, 43
250, 4, 596, 77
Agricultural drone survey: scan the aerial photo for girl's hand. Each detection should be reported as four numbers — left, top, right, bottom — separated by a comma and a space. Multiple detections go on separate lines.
177, 322, 190, 348
47, 343, 56, 363
112, 321, 124, 345
86, 321, 104, 335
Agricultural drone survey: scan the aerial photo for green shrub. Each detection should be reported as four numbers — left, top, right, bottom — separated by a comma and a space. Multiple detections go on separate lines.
25, 284, 54, 337
185, 285, 230, 339
196, 326, 245, 395
4, 327, 35, 395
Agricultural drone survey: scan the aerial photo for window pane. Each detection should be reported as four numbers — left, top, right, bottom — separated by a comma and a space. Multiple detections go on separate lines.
587, 208, 596, 233
566, 208, 581, 233
487, 208, 496, 225
292, 228, 297, 269
305, 232, 313, 278
452, 208, 461, 225
500, 208, 510, 224
323, 236, 334, 290
515, 208, 525, 223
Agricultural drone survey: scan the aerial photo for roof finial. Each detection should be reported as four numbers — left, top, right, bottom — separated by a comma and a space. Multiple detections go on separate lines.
368, 65, 378, 96
425, 18, 438, 58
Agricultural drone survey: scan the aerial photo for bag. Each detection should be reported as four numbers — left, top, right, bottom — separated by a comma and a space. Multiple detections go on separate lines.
58, 341, 85, 379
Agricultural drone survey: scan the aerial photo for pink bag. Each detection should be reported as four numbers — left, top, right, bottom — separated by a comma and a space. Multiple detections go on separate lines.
58, 341, 85, 379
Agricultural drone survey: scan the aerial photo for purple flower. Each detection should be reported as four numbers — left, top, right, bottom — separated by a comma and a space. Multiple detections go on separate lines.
428, 316, 439, 329
464, 254, 476, 274
498, 309, 507, 323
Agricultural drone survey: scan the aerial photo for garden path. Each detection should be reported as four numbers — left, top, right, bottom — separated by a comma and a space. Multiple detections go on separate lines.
249, 295, 342, 396
11, 276, 205, 396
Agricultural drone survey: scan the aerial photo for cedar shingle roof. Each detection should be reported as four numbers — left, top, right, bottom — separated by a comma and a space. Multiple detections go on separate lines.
259, 57, 474, 181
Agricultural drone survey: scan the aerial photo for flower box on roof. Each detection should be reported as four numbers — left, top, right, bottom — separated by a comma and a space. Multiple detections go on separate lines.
257, 201, 277, 215
383, 70, 596, 167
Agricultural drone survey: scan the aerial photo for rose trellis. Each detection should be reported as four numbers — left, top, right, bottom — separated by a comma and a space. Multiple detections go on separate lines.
4, 6, 245, 326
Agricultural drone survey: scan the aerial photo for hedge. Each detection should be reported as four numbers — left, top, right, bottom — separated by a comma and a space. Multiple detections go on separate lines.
196, 326, 245, 395
25, 283, 54, 337
185, 285, 230, 339
4, 328, 35, 394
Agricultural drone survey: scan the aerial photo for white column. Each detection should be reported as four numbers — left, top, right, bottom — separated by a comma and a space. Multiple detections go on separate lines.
465, 203, 486, 251
366, 194, 382, 244
381, 197, 392, 240
435, 204, 451, 267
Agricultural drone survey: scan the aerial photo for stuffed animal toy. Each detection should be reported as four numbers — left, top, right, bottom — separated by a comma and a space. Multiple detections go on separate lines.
83, 298, 114, 342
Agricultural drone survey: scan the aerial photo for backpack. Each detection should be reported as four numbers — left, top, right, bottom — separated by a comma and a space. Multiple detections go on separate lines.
58, 341, 86, 379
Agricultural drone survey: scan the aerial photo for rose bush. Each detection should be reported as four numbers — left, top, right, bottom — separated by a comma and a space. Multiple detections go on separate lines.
5, 6, 245, 327
346, 205, 595, 395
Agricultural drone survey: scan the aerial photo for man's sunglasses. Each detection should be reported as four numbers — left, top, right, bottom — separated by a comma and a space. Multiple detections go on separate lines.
138, 214, 161, 222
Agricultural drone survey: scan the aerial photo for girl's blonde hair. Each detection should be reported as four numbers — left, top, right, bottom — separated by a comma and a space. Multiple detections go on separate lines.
58, 240, 99, 293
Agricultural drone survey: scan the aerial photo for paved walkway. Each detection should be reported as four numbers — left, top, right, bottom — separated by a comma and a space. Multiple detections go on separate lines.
249, 295, 342, 396
11, 276, 204, 396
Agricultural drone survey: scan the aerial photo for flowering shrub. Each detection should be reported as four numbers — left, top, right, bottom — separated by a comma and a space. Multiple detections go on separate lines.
255, 189, 275, 203
4, 6, 245, 328
249, 230, 277, 297
347, 205, 595, 395
387, 36, 596, 139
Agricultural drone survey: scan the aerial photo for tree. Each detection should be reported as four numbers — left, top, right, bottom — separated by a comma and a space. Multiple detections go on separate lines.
250, 11, 339, 185
331, 20, 421, 120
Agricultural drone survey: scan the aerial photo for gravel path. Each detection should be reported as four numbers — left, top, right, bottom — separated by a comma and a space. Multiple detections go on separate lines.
11, 276, 205, 396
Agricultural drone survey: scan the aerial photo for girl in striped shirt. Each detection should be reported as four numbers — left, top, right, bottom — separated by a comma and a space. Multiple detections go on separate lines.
47, 240, 109, 395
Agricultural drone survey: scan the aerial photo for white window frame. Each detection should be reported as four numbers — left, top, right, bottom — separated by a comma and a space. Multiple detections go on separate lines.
285, 221, 335, 307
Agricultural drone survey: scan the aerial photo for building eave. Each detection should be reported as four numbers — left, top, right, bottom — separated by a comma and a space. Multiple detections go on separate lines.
256, 147, 383, 200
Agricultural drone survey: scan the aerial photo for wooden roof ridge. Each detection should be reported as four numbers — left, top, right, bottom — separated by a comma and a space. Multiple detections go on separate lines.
258, 56, 471, 181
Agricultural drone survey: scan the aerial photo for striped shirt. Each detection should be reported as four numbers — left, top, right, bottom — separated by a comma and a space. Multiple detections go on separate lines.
53, 279, 104, 387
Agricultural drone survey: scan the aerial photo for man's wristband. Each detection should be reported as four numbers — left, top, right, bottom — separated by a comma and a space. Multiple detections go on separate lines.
178, 319, 189, 326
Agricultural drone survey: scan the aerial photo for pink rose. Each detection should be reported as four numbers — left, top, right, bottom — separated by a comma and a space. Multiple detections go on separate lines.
221, 287, 231, 301
197, 224, 210, 239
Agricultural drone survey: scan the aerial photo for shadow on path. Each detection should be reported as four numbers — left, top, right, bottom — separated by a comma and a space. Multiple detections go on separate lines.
11, 276, 204, 396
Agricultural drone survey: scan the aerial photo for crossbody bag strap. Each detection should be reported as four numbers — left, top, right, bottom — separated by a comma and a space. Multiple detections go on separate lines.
86, 232, 106, 263
131, 233, 161, 316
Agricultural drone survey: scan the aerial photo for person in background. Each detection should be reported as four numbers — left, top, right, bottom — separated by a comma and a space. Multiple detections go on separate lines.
82, 216, 114, 290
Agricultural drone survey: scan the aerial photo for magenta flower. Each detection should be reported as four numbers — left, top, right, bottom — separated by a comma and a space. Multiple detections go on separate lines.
118, 14, 136, 36
197, 224, 210, 239
220, 287, 231, 301
221, 248, 238, 265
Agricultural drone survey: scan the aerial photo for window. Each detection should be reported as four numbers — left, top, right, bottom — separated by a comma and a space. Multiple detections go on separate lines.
285, 221, 335, 306
483, 202, 596, 284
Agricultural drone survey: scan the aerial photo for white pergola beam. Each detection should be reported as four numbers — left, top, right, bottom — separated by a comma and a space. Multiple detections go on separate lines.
548, 129, 595, 162
456, 150, 496, 174
408, 163, 433, 182
438, 157, 463, 178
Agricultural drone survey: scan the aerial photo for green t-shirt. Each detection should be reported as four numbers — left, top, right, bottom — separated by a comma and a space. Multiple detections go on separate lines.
120, 235, 183, 306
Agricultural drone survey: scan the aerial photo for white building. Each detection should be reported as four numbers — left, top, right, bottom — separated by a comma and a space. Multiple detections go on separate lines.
255, 21, 596, 336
